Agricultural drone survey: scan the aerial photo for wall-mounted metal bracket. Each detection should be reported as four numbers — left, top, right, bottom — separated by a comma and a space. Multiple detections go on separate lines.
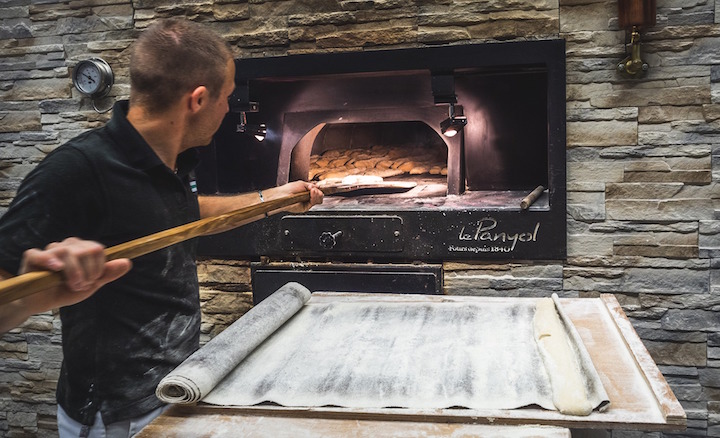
617, 26, 649, 76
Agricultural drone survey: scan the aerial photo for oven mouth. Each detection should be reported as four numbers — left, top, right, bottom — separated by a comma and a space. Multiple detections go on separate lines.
287, 117, 549, 211
305, 121, 449, 185
292, 119, 458, 209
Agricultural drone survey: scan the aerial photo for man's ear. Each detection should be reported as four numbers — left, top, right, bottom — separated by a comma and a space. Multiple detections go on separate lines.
189, 86, 209, 113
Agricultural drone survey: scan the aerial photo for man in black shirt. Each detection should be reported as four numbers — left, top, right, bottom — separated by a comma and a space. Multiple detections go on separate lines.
0, 18, 322, 437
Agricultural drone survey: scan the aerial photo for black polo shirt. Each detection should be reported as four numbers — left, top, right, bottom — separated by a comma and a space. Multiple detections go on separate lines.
0, 101, 201, 425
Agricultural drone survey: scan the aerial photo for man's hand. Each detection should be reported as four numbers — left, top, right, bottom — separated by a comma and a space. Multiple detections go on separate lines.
276, 180, 324, 213
198, 180, 324, 223
1, 238, 132, 334
19, 238, 132, 311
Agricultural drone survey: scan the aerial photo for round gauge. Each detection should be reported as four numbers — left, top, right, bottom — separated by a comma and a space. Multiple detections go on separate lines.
72, 58, 114, 98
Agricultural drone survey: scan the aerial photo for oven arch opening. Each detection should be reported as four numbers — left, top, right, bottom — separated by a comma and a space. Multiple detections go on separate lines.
289, 120, 453, 193
277, 107, 465, 195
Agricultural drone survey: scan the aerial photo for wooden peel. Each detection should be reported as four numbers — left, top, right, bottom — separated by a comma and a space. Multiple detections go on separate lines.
0, 189, 318, 307
0, 181, 410, 307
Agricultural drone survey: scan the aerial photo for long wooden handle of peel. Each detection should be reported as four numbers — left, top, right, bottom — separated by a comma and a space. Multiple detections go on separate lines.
0, 187, 339, 307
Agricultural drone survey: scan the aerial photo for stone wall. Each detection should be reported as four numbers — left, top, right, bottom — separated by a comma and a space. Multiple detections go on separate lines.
0, 0, 719, 436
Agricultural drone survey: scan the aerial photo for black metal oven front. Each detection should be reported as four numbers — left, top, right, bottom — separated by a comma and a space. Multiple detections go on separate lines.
196, 40, 566, 300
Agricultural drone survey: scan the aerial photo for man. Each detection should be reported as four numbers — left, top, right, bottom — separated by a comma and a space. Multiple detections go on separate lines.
0, 238, 131, 334
0, 18, 323, 437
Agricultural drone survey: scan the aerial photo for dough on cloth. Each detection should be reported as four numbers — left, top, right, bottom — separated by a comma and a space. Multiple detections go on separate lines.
534, 295, 593, 416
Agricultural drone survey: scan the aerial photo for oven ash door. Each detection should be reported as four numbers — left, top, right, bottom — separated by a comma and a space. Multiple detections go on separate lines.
281, 215, 403, 254
251, 262, 443, 304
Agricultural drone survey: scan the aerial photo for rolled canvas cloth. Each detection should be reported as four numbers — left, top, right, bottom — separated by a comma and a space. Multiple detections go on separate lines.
156, 282, 312, 404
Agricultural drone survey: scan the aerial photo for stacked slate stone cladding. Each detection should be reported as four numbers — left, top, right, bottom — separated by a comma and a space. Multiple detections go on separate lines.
0, 0, 718, 436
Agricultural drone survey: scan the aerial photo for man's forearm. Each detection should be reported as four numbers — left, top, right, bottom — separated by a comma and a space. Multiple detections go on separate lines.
197, 185, 303, 218
197, 182, 320, 234
197, 191, 265, 219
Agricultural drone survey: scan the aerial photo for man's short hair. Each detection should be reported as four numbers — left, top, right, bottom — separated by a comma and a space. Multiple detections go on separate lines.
129, 18, 233, 114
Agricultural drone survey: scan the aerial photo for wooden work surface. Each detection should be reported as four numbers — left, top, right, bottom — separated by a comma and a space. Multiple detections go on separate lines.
138, 293, 685, 436
139, 409, 571, 437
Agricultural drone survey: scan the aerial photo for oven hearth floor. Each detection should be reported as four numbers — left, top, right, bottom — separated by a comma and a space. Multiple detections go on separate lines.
315, 184, 549, 211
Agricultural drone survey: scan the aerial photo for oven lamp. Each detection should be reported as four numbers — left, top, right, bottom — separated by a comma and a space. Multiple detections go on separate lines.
441, 115, 467, 138
237, 116, 267, 142
254, 124, 267, 142
440, 103, 467, 137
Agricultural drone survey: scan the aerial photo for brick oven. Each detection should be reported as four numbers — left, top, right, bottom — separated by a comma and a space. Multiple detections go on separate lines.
195, 40, 566, 301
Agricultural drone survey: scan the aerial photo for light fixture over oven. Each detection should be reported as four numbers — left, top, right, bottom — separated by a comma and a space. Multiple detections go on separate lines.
229, 82, 266, 141
431, 73, 468, 138
440, 103, 467, 138
234, 112, 267, 142
251, 124, 267, 142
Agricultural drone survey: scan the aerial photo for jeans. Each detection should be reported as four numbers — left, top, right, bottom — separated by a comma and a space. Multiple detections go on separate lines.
57, 404, 169, 438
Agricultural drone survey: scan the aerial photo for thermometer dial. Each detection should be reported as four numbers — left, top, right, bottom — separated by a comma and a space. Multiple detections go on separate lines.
72, 58, 114, 98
